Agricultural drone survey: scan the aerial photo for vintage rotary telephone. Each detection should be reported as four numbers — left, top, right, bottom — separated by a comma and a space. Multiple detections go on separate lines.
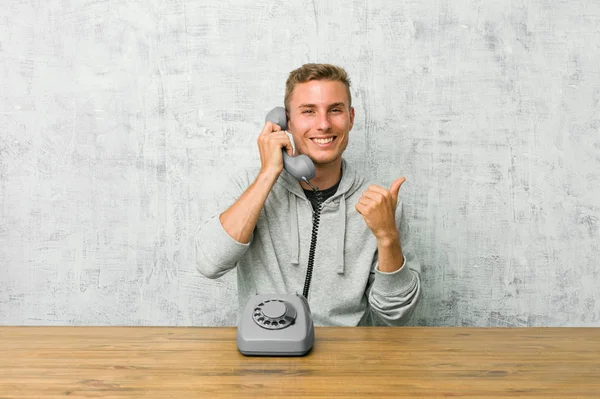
236, 107, 322, 357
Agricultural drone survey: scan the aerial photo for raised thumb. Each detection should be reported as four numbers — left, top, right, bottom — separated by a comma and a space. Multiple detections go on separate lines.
390, 177, 406, 202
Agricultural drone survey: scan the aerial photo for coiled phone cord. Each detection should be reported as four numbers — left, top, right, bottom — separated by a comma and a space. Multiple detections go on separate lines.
301, 178, 323, 299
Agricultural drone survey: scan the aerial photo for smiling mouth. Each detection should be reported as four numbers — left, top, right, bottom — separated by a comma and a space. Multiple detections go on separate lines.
311, 137, 336, 145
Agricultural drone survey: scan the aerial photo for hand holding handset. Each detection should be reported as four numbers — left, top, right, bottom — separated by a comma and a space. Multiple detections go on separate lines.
236, 107, 321, 357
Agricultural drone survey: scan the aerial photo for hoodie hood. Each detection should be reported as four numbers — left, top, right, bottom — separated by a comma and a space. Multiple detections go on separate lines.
276, 158, 366, 274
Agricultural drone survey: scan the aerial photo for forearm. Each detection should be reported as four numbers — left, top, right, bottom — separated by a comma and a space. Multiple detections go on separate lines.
363, 243, 420, 326
361, 201, 421, 326
219, 169, 279, 243
375, 233, 404, 273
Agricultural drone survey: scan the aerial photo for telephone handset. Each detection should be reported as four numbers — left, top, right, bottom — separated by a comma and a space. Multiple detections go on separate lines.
236, 107, 323, 357
264, 106, 316, 182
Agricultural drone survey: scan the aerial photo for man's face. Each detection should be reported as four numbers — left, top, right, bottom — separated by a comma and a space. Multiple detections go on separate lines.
287, 80, 355, 166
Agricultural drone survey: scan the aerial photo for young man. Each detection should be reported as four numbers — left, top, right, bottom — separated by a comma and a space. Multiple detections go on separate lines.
195, 63, 421, 326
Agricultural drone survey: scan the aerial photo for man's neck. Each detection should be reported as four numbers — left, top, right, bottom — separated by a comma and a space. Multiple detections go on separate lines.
299, 159, 342, 191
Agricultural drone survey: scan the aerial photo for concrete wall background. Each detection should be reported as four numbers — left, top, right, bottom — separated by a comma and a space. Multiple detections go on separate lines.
1, 0, 599, 326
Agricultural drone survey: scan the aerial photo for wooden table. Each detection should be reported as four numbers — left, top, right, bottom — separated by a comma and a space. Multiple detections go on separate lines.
1, 327, 599, 398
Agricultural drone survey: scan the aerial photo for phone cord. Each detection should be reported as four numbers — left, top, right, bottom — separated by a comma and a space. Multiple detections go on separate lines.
302, 186, 322, 299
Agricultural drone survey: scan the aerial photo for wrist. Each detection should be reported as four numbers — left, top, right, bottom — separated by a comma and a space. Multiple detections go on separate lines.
375, 231, 399, 246
375, 233, 405, 273
258, 168, 281, 184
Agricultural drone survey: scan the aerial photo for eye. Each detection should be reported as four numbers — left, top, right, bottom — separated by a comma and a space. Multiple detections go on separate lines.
331, 108, 342, 113
302, 110, 314, 114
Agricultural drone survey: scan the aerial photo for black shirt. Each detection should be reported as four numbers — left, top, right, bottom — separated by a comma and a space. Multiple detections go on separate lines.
303, 179, 341, 211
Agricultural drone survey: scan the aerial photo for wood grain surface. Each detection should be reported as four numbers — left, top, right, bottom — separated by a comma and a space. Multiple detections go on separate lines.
1, 327, 599, 398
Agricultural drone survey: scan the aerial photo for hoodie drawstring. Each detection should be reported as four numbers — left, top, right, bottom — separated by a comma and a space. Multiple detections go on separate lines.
289, 193, 299, 265
289, 188, 347, 274
336, 193, 346, 274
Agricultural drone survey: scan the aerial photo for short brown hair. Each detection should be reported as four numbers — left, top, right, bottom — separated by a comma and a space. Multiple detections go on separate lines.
284, 63, 352, 110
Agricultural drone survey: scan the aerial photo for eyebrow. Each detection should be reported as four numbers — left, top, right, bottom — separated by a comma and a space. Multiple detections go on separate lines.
298, 102, 346, 109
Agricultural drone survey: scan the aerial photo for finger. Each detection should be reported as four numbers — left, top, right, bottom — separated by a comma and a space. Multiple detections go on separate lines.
259, 121, 273, 136
367, 184, 388, 196
361, 190, 384, 203
282, 139, 294, 156
390, 177, 406, 202
358, 196, 375, 208
269, 134, 294, 156
260, 121, 282, 136
355, 203, 365, 215
258, 130, 285, 146
366, 185, 393, 201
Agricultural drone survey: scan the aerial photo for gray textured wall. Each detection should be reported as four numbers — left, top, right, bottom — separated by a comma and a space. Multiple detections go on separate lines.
1, 0, 599, 327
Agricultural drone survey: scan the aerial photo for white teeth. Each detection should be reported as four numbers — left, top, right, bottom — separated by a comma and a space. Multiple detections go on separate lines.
313, 137, 334, 144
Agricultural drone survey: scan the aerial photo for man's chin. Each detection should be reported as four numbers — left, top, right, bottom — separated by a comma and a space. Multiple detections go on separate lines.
310, 154, 342, 167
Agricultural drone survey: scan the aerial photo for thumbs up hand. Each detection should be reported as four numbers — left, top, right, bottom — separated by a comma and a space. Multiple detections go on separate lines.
355, 177, 406, 242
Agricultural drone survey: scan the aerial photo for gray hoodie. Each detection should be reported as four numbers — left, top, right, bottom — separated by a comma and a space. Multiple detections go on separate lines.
195, 158, 421, 326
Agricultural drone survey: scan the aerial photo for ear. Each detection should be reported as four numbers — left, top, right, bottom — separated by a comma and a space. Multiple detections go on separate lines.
349, 106, 355, 131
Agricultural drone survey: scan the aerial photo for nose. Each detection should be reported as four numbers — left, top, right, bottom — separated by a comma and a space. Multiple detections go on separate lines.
317, 112, 331, 131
